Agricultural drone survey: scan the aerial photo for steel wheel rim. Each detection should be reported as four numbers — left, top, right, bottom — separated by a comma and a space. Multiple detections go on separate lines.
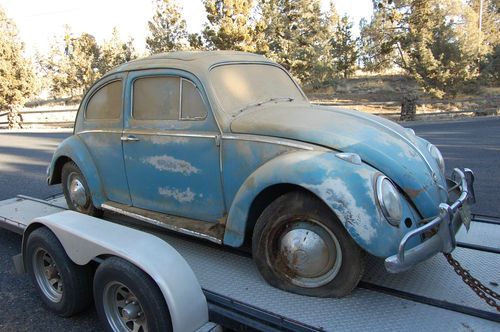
67, 172, 88, 211
103, 281, 148, 332
32, 248, 63, 302
271, 218, 342, 288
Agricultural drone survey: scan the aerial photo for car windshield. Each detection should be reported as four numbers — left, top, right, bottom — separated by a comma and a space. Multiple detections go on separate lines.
210, 63, 306, 115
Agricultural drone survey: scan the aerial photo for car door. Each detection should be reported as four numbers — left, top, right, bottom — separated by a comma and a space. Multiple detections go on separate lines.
76, 73, 131, 205
122, 69, 225, 222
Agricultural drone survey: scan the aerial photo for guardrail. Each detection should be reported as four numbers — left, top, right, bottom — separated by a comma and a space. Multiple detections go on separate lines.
0, 102, 498, 128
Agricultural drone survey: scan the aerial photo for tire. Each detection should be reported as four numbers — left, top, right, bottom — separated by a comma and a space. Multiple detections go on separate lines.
252, 191, 365, 297
25, 227, 93, 317
93, 257, 173, 332
62, 161, 102, 217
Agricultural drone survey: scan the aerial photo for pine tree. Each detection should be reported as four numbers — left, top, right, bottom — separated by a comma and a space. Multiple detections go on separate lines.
0, 7, 35, 128
372, 0, 488, 97
146, 0, 189, 54
257, 0, 324, 85
312, 1, 340, 85
99, 27, 137, 74
42, 26, 101, 98
202, 0, 256, 51
330, 15, 358, 78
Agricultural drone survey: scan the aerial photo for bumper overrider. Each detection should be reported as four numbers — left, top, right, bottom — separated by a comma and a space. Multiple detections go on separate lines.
385, 168, 476, 273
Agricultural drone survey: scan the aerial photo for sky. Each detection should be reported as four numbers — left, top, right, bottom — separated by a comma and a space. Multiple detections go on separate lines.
1, 0, 374, 56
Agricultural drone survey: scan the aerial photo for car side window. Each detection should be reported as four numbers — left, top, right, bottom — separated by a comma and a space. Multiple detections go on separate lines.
133, 76, 180, 120
181, 79, 207, 120
86, 80, 122, 120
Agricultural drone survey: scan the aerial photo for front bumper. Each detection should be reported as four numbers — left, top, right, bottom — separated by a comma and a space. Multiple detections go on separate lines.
385, 168, 476, 273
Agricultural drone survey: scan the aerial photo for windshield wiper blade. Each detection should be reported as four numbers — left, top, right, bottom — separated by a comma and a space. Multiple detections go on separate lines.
236, 97, 294, 116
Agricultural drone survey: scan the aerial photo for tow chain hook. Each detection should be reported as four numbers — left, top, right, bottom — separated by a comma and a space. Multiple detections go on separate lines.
444, 253, 500, 312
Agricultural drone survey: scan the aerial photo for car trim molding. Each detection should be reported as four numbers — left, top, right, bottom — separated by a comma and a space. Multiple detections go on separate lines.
222, 134, 321, 151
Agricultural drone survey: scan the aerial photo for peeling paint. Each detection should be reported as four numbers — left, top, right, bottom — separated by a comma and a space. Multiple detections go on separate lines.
305, 178, 376, 243
149, 136, 189, 145
158, 187, 196, 203
142, 155, 200, 175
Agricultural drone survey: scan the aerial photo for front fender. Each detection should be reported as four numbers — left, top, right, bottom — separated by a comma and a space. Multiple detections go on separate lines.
23, 211, 209, 332
48, 135, 106, 207
224, 151, 419, 257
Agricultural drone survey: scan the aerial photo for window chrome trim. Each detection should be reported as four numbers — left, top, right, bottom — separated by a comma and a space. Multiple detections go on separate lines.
179, 78, 208, 121
84, 79, 123, 121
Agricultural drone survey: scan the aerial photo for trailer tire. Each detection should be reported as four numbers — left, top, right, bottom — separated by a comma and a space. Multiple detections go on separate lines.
25, 227, 93, 317
94, 257, 173, 332
252, 191, 365, 298
62, 161, 102, 217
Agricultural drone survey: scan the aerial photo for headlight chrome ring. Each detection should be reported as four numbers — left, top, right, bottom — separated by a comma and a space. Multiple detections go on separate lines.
427, 143, 445, 175
376, 175, 403, 226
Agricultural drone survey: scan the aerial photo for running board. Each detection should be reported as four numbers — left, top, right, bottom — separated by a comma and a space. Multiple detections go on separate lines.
101, 201, 224, 244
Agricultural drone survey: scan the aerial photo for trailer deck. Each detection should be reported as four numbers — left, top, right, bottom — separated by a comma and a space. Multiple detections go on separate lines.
0, 195, 499, 331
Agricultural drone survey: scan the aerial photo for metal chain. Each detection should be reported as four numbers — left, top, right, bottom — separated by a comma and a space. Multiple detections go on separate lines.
444, 253, 500, 311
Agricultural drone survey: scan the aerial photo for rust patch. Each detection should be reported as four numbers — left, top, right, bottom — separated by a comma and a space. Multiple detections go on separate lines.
404, 186, 426, 199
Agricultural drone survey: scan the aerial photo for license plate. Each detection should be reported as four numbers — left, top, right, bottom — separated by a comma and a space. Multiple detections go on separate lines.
459, 203, 472, 231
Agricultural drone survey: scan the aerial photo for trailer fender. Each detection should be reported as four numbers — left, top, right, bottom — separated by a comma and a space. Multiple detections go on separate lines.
22, 210, 208, 332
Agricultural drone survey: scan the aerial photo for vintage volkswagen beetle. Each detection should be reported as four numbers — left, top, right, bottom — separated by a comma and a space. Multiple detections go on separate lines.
48, 51, 476, 297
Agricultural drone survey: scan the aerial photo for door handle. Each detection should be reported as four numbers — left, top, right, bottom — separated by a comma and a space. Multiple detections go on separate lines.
121, 135, 140, 142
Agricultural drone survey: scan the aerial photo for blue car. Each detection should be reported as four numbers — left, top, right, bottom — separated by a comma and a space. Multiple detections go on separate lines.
48, 51, 476, 297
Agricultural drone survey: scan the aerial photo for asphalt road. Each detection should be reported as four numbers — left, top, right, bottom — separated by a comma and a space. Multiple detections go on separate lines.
0, 116, 499, 330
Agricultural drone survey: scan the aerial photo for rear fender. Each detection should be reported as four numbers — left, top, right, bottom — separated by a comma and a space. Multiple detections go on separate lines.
224, 151, 415, 257
48, 135, 106, 206
22, 211, 209, 332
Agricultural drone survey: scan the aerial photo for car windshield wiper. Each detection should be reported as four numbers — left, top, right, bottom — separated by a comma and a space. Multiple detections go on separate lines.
235, 97, 295, 116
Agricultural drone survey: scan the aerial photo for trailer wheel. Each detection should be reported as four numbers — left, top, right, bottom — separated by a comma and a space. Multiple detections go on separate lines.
62, 161, 102, 217
252, 191, 365, 297
25, 227, 93, 317
94, 257, 173, 332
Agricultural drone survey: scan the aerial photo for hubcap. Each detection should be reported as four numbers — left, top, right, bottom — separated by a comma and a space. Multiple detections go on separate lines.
67, 172, 87, 210
103, 282, 147, 332
32, 248, 63, 302
275, 220, 342, 288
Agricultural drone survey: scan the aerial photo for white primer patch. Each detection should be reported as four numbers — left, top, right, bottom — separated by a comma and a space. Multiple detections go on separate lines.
158, 187, 196, 203
149, 136, 189, 145
305, 178, 376, 243
142, 155, 200, 175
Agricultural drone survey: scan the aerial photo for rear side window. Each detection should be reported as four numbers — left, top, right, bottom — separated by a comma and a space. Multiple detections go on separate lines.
133, 76, 180, 120
86, 80, 122, 120
181, 79, 207, 120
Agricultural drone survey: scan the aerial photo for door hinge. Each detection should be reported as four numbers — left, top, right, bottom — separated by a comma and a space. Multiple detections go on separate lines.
215, 135, 221, 147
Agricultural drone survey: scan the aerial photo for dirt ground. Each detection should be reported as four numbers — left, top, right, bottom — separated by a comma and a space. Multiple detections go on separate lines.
306, 75, 500, 119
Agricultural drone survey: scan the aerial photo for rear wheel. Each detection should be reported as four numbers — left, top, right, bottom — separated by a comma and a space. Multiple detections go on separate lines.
94, 257, 173, 332
62, 161, 102, 217
25, 227, 93, 317
252, 191, 365, 297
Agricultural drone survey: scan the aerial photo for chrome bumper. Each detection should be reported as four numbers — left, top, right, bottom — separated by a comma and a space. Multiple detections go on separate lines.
385, 168, 476, 273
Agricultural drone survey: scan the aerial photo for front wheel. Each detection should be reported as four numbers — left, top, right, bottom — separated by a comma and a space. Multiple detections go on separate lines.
252, 191, 365, 297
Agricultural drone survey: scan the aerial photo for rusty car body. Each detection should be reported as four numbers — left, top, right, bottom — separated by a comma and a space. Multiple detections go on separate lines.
47, 51, 476, 297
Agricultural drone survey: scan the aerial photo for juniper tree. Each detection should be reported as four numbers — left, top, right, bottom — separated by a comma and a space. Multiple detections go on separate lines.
146, 0, 189, 53
0, 7, 35, 128
330, 15, 358, 79
202, 0, 256, 51
99, 27, 137, 73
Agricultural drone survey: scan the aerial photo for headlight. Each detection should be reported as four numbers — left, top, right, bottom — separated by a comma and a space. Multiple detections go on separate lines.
376, 176, 403, 226
427, 143, 445, 174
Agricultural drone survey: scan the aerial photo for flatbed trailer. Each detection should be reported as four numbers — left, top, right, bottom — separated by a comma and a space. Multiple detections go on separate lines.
0, 195, 499, 331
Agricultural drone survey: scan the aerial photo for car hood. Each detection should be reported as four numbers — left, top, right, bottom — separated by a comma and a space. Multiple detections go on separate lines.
230, 104, 447, 218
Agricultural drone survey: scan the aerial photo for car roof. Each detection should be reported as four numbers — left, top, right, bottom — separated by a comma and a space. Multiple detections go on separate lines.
107, 51, 271, 75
